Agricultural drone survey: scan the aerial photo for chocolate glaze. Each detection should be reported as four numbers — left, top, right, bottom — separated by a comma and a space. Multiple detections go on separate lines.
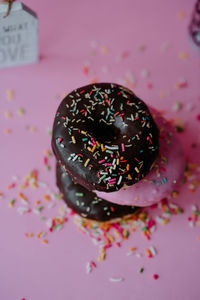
52, 83, 159, 192
56, 164, 139, 222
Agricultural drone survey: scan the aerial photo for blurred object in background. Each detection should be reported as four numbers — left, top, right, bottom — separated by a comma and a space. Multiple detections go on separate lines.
189, 0, 200, 48
0, 1, 38, 69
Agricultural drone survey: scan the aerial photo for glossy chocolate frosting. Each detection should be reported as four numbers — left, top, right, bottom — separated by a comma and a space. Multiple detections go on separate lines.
52, 83, 159, 192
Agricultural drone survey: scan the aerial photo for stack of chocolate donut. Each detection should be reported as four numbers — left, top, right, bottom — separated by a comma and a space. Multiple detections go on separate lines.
52, 83, 184, 222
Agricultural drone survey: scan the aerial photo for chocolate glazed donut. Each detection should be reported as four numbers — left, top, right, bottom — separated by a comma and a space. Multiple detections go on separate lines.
52, 83, 159, 192
56, 164, 139, 222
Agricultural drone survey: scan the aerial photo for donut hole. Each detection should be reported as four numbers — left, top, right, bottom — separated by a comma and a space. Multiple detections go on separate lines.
84, 119, 121, 143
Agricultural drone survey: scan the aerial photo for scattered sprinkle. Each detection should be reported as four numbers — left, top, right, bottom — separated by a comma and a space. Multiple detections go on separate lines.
153, 274, 159, 280
4, 128, 12, 134
82, 64, 90, 76
138, 45, 147, 52
100, 46, 109, 54
17, 108, 25, 116
177, 11, 186, 19
179, 52, 188, 61
160, 41, 170, 52
86, 261, 96, 274
174, 119, 185, 133
4, 111, 12, 119
139, 267, 144, 273
175, 78, 188, 89
140, 69, 150, 79
9, 198, 16, 207
25, 233, 34, 238
172, 101, 182, 112
6, 89, 14, 101
109, 277, 124, 282
42, 239, 48, 244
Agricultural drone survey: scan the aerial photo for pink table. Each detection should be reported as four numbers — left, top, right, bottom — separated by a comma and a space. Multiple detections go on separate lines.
1, 0, 200, 299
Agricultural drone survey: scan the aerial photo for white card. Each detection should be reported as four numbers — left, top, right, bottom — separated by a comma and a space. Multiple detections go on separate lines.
0, 1, 38, 69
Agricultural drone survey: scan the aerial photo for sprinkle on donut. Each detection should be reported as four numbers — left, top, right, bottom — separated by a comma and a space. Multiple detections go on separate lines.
52, 83, 159, 192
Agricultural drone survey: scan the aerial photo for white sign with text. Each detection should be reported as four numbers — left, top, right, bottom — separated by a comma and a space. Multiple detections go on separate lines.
0, 2, 38, 69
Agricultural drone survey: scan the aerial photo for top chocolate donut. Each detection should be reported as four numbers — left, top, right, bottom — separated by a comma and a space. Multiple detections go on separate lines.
52, 83, 159, 192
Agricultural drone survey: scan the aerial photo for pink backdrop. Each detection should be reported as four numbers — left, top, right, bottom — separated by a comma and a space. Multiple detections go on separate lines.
1, 0, 200, 299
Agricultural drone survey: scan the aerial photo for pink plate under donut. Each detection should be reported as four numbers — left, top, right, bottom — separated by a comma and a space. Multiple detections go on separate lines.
95, 108, 185, 207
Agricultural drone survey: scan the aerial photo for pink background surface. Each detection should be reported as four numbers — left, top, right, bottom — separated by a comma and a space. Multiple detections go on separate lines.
0, 0, 200, 299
